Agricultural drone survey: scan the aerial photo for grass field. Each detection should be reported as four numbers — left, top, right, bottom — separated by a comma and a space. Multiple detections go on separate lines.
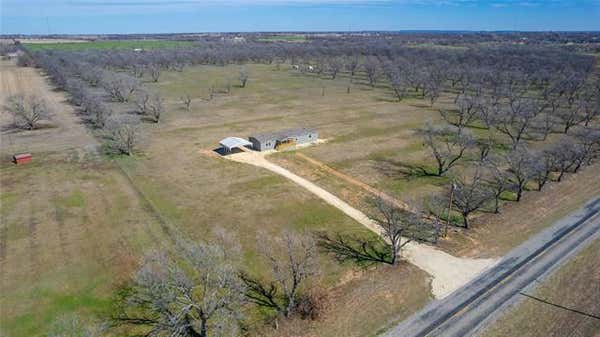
121, 61, 600, 334
0, 153, 169, 336
116, 63, 443, 335
22, 39, 195, 51
0, 60, 435, 336
2, 54, 599, 337
257, 34, 307, 42
0, 60, 170, 336
479, 237, 600, 337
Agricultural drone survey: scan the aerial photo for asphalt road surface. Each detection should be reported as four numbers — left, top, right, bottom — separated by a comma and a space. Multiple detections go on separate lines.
382, 197, 600, 337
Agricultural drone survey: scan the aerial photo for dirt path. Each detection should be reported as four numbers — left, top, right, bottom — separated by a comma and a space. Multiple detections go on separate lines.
225, 150, 497, 298
0, 59, 98, 155
296, 152, 412, 211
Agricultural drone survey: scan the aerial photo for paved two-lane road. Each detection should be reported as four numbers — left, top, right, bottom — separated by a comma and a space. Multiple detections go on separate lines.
382, 197, 600, 337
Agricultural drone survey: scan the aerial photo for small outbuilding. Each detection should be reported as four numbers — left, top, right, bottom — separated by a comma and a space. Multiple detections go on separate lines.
219, 137, 253, 153
249, 127, 318, 151
13, 153, 32, 165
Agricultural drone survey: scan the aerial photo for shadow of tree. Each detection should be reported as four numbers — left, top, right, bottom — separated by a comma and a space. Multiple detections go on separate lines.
371, 158, 440, 180
316, 232, 393, 267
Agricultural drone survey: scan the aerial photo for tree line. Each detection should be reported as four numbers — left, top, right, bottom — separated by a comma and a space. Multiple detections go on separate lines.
10, 36, 599, 336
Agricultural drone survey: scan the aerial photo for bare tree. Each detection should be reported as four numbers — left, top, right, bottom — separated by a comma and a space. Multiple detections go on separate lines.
149, 64, 161, 82
556, 101, 585, 134
476, 134, 495, 162
389, 71, 408, 102
579, 89, 600, 127
423, 66, 445, 106
547, 138, 579, 182
242, 231, 319, 318
505, 146, 538, 201
5, 95, 51, 130
383, 61, 408, 102
104, 116, 140, 155
419, 124, 475, 176
447, 169, 493, 228
483, 161, 515, 213
478, 95, 501, 130
102, 73, 140, 102
114, 241, 244, 337
571, 127, 600, 167
181, 94, 192, 111
345, 56, 359, 81
239, 67, 248, 88
440, 93, 481, 133
80, 67, 104, 87
532, 149, 557, 191
132, 64, 145, 78
369, 197, 433, 264
148, 94, 164, 123
134, 90, 150, 115
492, 97, 537, 149
363, 57, 379, 87
87, 96, 112, 129
327, 58, 343, 79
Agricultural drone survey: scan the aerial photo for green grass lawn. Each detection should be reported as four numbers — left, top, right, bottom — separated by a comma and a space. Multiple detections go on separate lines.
0, 154, 168, 336
23, 40, 195, 51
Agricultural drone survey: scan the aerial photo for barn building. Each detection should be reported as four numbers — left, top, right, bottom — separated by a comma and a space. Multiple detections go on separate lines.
249, 127, 318, 151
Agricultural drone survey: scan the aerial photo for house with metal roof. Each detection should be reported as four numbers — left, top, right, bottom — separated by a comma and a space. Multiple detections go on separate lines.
249, 127, 318, 151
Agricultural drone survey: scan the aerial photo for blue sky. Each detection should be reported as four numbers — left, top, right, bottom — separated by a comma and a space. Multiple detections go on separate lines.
1, 0, 599, 35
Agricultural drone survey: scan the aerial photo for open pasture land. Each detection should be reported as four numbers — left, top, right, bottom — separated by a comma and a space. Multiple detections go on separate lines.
0, 154, 167, 336
121, 61, 597, 334
257, 34, 307, 42
23, 39, 195, 51
13, 39, 89, 44
0, 60, 169, 336
138, 62, 446, 258
480, 237, 600, 337
2, 42, 600, 337
0, 60, 435, 337
115, 63, 446, 334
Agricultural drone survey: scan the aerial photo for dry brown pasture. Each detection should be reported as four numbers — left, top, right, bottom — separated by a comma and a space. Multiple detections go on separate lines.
0, 60, 169, 336
120, 62, 599, 336
1, 56, 598, 337
0, 61, 435, 336
479, 237, 600, 337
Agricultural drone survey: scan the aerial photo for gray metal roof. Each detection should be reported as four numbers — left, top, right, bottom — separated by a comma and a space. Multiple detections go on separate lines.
219, 137, 252, 150
249, 127, 317, 143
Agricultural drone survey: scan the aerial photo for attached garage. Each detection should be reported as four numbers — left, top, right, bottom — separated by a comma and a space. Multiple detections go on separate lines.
219, 137, 253, 153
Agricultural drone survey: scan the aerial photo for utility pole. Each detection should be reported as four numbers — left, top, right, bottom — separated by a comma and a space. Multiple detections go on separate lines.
444, 182, 456, 238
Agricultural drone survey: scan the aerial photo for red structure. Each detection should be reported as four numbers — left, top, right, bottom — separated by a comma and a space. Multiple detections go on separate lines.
13, 153, 32, 165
